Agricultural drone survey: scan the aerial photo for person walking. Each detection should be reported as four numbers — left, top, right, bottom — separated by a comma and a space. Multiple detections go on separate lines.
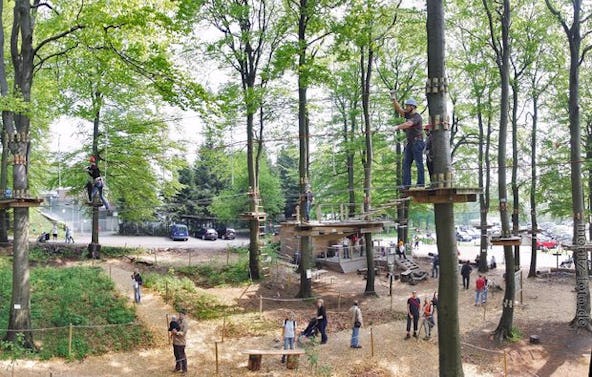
432, 254, 440, 278
316, 299, 328, 344
349, 300, 363, 348
421, 296, 435, 340
481, 275, 489, 305
281, 312, 297, 363
461, 260, 473, 289
170, 311, 188, 373
390, 92, 425, 189
405, 291, 421, 339
52, 224, 58, 241
131, 271, 143, 303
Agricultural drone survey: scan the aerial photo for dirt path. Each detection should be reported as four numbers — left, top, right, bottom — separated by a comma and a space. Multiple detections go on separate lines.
0, 255, 589, 376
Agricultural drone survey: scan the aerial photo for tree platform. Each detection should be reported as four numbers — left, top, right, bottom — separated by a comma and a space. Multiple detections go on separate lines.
0, 197, 43, 208
400, 187, 480, 203
240, 212, 267, 221
490, 236, 522, 246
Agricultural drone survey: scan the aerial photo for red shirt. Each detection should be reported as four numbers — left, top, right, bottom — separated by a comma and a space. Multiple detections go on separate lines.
476, 277, 485, 290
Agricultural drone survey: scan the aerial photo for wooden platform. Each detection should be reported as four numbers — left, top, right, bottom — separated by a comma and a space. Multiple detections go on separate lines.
240, 212, 267, 221
490, 236, 522, 246
295, 220, 384, 236
400, 187, 480, 203
0, 198, 43, 208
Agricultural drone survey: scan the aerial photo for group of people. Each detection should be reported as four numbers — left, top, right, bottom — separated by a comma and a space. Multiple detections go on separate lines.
405, 291, 438, 340
38, 224, 74, 243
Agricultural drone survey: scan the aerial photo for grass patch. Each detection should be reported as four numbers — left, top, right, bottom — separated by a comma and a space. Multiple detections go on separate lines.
176, 258, 251, 288
143, 270, 241, 320
0, 258, 152, 360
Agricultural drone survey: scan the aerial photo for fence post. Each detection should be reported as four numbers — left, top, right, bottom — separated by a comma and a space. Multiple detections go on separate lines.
503, 350, 507, 377
370, 327, 374, 357
259, 295, 263, 318
215, 341, 219, 374
188, 251, 192, 267
68, 323, 73, 358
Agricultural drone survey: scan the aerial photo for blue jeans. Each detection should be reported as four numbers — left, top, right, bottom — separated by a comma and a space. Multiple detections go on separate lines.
282, 337, 294, 361
402, 139, 425, 188
134, 285, 141, 303
351, 326, 360, 347
475, 290, 483, 305
481, 288, 488, 304
92, 182, 110, 210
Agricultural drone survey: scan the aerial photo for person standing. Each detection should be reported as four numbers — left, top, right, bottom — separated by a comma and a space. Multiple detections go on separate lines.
424, 124, 434, 183
316, 299, 328, 344
281, 312, 297, 363
475, 275, 485, 306
52, 224, 58, 241
396, 240, 407, 260
432, 254, 440, 278
405, 291, 421, 339
421, 296, 435, 339
170, 311, 188, 373
481, 275, 489, 305
390, 92, 425, 189
349, 300, 363, 348
131, 271, 143, 303
461, 260, 473, 289
304, 187, 314, 222
64, 226, 74, 244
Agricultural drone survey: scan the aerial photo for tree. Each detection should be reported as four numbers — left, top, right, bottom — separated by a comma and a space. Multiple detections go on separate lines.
545, 0, 592, 332
426, 1, 464, 375
197, 0, 286, 280
483, 0, 517, 342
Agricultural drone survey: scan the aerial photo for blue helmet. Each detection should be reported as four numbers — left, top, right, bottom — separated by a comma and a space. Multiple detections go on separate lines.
404, 98, 417, 107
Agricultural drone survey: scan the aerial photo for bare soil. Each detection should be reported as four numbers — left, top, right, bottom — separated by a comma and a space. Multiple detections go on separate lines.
0, 245, 589, 377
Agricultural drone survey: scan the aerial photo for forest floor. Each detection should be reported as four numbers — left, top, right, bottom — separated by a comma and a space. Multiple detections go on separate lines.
0, 243, 590, 377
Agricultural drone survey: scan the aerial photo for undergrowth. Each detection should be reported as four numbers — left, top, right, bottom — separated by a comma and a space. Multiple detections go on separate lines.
0, 259, 151, 360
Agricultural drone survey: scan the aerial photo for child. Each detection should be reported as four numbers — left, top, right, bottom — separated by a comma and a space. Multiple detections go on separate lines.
281, 312, 297, 363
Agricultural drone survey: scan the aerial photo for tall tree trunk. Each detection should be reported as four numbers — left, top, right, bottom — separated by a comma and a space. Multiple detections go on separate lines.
89, 97, 101, 259
0, 0, 11, 243
347, 109, 357, 218
528, 96, 539, 278
426, 2, 463, 375
361, 44, 375, 295
511, 81, 520, 270
297, 0, 311, 298
490, 0, 516, 342
546, 0, 591, 333
5, 0, 36, 348
247, 110, 260, 280
477, 98, 489, 273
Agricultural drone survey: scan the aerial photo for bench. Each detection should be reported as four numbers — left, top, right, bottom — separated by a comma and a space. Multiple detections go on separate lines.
242, 348, 305, 371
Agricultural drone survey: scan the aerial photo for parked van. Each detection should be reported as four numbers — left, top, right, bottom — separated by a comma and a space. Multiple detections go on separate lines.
170, 224, 189, 241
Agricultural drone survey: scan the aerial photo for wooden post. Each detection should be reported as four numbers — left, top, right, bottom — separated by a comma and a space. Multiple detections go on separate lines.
109, 265, 112, 279
68, 323, 73, 358
154, 252, 157, 265
188, 251, 192, 266
338, 293, 341, 311
226, 248, 230, 265
503, 350, 507, 376
222, 315, 226, 342
165, 280, 169, 303
215, 341, 219, 375
259, 295, 263, 318
390, 294, 393, 311
370, 327, 374, 357
166, 314, 170, 344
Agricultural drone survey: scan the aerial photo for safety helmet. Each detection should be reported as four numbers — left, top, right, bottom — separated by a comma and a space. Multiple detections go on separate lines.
404, 98, 417, 107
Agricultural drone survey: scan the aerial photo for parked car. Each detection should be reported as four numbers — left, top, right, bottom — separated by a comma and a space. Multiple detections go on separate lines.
170, 224, 189, 241
195, 227, 218, 241
216, 226, 236, 240
456, 231, 472, 242
536, 235, 559, 250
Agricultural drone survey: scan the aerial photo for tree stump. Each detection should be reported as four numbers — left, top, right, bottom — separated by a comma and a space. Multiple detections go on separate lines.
88, 243, 101, 259
247, 354, 262, 371
286, 354, 299, 369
